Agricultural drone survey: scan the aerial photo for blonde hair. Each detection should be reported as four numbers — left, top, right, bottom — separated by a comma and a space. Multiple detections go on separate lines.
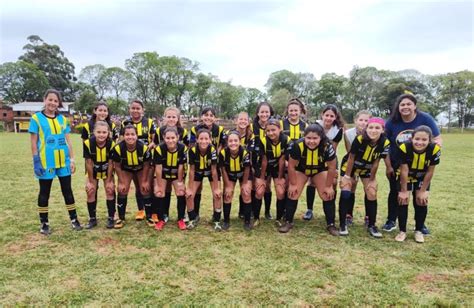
163, 106, 182, 127
354, 110, 371, 121
93, 120, 110, 133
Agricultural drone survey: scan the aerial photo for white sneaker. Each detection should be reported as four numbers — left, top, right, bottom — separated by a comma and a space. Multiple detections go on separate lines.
339, 226, 349, 236
395, 231, 407, 242
414, 231, 424, 243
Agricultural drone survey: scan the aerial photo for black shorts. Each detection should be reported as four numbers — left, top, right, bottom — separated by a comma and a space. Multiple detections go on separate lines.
296, 167, 327, 178
266, 166, 280, 179
194, 169, 221, 182
397, 178, 431, 192
227, 171, 245, 182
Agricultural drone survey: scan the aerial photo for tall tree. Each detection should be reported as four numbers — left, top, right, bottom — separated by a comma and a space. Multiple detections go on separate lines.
78, 64, 108, 99
102, 67, 132, 103
0, 61, 49, 103
19, 35, 77, 101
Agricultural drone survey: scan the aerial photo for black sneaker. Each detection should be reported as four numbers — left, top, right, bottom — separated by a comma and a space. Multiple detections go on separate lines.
163, 214, 169, 223
265, 212, 273, 220
368, 226, 383, 238
40, 223, 51, 235
106, 218, 115, 229
238, 213, 244, 219
326, 224, 339, 236
222, 221, 230, 231
71, 219, 83, 231
382, 220, 396, 232
85, 218, 97, 229
421, 224, 430, 235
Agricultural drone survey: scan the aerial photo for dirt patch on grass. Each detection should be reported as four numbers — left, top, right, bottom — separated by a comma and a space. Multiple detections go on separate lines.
410, 270, 473, 294
5, 233, 49, 255
95, 237, 120, 255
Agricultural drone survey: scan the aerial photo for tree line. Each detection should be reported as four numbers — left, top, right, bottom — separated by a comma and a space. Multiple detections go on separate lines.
1, 35, 473, 127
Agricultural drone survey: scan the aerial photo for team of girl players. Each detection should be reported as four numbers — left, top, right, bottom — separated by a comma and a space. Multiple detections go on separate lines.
29, 90, 441, 243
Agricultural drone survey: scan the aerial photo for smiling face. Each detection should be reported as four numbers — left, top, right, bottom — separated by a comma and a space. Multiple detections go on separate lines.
94, 124, 109, 144
366, 122, 384, 142
412, 131, 430, 152
287, 103, 301, 122
197, 131, 211, 150
355, 114, 370, 132
164, 109, 179, 127
227, 133, 240, 152
164, 130, 178, 150
265, 123, 281, 142
322, 110, 336, 127
129, 102, 143, 121
44, 93, 60, 115
236, 113, 249, 130
257, 105, 271, 124
124, 127, 138, 146
95, 105, 109, 121
398, 98, 417, 119
304, 132, 321, 150
201, 110, 216, 128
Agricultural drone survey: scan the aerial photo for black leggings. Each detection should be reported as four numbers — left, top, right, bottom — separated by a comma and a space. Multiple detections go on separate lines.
38, 176, 76, 222
397, 190, 428, 232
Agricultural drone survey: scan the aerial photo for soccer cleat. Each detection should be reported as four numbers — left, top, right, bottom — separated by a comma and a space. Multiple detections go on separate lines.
278, 222, 294, 233
303, 209, 313, 221
243, 222, 252, 231
146, 218, 155, 227
414, 231, 425, 243
265, 212, 273, 220
151, 214, 159, 223
252, 218, 260, 228
154, 220, 166, 231
186, 219, 197, 230
71, 219, 83, 231
85, 218, 97, 229
339, 226, 349, 236
213, 221, 222, 232
162, 214, 169, 223
106, 218, 115, 229
114, 219, 124, 229
177, 219, 187, 230
382, 220, 396, 232
135, 210, 145, 221
368, 226, 383, 238
345, 215, 353, 226
40, 223, 51, 235
327, 224, 339, 236
274, 219, 283, 228
222, 221, 230, 231
395, 231, 407, 242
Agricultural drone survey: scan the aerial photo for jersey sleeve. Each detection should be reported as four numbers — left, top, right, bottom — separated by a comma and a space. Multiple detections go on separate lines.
350, 136, 362, 155
182, 128, 190, 146
219, 127, 227, 146
218, 150, 225, 168
179, 146, 187, 165
430, 144, 441, 166
398, 143, 408, 165
81, 124, 89, 140
243, 150, 251, 167
324, 143, 336, 162
210, 147, 218, 165
380, 138, 390, 158
83, 140, 92, 159
153, 146, 163, 165
289, 141, 301, 161
333, 127, 343, 143
28, 115, 39, 134
188, 147, 196, 166
143, 145, 152, 162
189, 126, 197, 144
111, 145, 121, 163
149, 119, 157, 136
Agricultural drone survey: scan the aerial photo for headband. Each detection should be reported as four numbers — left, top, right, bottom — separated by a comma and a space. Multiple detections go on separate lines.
367, 117, 385, 127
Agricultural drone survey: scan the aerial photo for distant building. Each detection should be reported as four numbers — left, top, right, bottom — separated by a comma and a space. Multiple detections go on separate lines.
12, 102, 75, 133
0, 103, 14, 132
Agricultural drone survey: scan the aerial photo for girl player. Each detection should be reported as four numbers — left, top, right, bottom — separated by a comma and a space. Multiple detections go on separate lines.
304, 104, 344, 220
189, 107, 226, 218
186, 129, 222, 231
153, 127, 188, 231
153, 107, 189, 223
120, 100, 156, 221
219, 131, 252, 230
260, 119, 290, 225
281, 98, 307, 141
396, 126, 441, 243
339, 117, 389, 238
29, 89, 82, 235
250, 102, 274, 225
83, 121, 116, 229
342, 110, 371, 225
111, 124, 153, 228
279, 124, 338, 235
81, 101, 118, 141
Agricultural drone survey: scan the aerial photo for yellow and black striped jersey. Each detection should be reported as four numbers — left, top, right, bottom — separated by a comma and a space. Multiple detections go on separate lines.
111, 140, 151, 172
260, 133, 290, 170
154, 125, 189, 146
398, 142, 441, 182
83, 137, 115, 179
81, 120, 118, 141
350, 135, 390, 168
120, 117, 156, 145
153, 142, 187, 179
219, 146, 250, 179
188, 144, 218, 173
289, 138, 336, 176
190, 123, 226, 148
281, 118, 307, 141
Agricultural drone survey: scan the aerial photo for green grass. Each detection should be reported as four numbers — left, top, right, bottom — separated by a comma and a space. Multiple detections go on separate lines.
0, 133, 473, 305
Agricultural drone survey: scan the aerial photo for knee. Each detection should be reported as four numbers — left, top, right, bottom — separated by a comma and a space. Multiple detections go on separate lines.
365, 188, 377, 201
155, 190, 165, 198
118, 184, 129, 195
276, 188, 285, 200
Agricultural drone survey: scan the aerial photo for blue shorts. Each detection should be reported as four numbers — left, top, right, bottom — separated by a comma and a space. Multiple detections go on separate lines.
37, 166, 71, 180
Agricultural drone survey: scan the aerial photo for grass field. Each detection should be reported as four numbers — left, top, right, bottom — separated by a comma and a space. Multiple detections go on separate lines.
0, 132, 473, 306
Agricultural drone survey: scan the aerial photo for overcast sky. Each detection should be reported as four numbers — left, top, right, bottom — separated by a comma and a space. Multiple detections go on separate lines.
1, 0, 473, 90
